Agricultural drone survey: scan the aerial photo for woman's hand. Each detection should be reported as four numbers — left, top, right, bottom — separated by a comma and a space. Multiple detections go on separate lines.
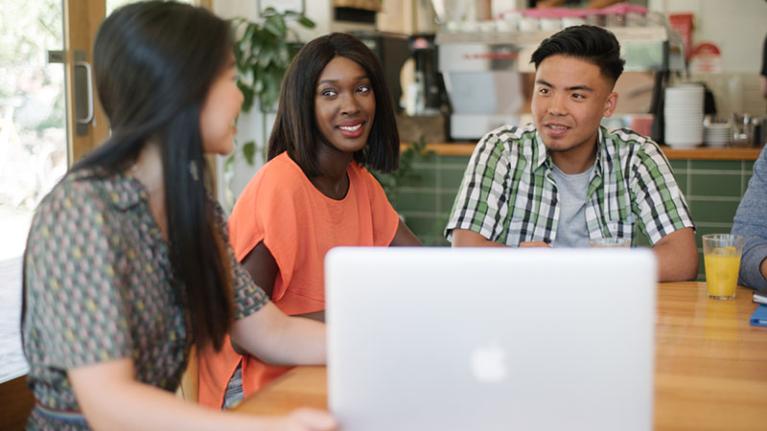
519, 241, 551, 248
68, 358, 335, 431
273, 408, 337, 431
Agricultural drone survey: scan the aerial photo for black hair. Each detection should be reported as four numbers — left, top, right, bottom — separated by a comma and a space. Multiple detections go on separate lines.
268, 32, 399, 175
531, 25, 625, 84
73, 1, 234, 350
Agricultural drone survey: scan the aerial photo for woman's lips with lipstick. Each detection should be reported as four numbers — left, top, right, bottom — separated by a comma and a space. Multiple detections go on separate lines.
337, 121, 365, 138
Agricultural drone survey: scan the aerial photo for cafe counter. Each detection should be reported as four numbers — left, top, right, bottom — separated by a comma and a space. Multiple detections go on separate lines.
408, 142, 763, 160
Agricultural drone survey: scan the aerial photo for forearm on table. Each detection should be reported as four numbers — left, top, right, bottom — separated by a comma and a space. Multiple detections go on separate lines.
739, 239, 767, 289
653, 228, 698, 282
71, 363, 280, 431
762, 259, 767, 281
450, 229, 505, 247
231, 303, 326, 366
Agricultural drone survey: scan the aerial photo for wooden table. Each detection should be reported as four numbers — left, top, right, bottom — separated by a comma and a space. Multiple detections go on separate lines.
235, 282, 767, 430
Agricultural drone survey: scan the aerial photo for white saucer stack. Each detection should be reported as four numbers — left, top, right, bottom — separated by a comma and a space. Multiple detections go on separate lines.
703, 122, 731, 147
664, 84, 704, 148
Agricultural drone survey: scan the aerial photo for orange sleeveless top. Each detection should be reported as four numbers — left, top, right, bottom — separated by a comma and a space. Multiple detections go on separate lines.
197, 152, 399, 408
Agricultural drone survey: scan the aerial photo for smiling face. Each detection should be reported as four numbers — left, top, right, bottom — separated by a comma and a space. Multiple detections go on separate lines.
314, 56, 375, 156
199, 55, 243, 156
532, 54, 618, 166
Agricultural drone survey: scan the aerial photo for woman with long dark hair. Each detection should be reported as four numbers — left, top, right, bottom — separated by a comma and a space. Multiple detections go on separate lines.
197, 33, 420, 409
21, 2, 336, 430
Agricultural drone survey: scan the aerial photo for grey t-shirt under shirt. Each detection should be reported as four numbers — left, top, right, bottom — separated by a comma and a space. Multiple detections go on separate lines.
551, 163, 595, 248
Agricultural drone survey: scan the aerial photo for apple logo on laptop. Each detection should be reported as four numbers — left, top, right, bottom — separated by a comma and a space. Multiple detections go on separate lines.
470, 343, 508, 383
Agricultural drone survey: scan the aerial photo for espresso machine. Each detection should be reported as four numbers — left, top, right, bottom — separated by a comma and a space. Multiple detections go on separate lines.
437, 37, 523, 140
350, 31, 410, 112
407, 33, 447, 115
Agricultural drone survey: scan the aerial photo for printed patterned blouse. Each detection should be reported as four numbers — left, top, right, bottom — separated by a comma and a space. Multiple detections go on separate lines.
22, 169, 268, 430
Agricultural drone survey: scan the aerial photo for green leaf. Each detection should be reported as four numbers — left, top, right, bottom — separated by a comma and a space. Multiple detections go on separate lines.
298, 15, 315, 29
264, 15, 287, 38
242, 141, 256, 165
224, 153, 235, 172
238, 81, 254, 112
258, 49, 274, 68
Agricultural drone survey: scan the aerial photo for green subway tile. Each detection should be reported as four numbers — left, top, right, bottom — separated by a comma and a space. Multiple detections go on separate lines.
411, 161, 439, 170
669, 160, 687, 172
673, 172, 688, 194
742, 160, 754, 173
400, 213, 440, 239
399, 166, 438, 188
688, 199, 740, 224
432, 214, 450, 237
689, 160, 741, 171
394, 190, 438, 213
440, 167, 467, 190
439, 190, 461, 214
689, 173, 742, 197
439, 155, 471, 167
420, 235, 450, 247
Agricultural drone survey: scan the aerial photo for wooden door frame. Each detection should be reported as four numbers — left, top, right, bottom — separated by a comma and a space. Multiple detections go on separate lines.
64, 0, 212, 166
0, 375, 35, 431
64, 0, 108, 165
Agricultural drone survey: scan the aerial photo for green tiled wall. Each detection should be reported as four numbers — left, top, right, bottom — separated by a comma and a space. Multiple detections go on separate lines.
393, 155, 755, 279
671, 159, 754, 279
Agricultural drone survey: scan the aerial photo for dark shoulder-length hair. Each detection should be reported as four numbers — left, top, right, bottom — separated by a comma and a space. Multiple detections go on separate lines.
71, 1, 234, 350
268, 32, 400, 175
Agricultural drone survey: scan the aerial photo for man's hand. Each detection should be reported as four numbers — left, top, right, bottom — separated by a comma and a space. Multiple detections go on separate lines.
519, 241, 552, 248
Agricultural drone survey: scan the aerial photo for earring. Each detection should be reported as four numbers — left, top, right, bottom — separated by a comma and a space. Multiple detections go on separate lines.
189, 161, 199, 182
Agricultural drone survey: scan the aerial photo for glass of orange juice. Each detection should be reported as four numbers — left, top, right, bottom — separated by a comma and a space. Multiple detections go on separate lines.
702, 234, 745, 300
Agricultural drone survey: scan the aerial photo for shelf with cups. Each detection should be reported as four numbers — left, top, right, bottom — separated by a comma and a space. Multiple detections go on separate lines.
435, 25, 668, 46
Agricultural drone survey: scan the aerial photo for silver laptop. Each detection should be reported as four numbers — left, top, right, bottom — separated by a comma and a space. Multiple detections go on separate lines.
326, 247, 656, 431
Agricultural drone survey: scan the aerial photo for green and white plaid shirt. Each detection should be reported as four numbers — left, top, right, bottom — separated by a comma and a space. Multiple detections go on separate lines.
445, 124, 694, 246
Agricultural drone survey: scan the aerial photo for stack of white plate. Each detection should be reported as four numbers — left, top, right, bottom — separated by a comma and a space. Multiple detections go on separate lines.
704, 122, 731, 147
664, 84, 704, 148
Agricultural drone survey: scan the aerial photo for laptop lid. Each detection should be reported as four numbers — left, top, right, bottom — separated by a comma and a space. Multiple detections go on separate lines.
326, 247, 656, 431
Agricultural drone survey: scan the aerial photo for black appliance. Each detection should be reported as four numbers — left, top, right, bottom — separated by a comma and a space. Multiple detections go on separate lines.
409, 33, 446, 114
350, 31, 410, 112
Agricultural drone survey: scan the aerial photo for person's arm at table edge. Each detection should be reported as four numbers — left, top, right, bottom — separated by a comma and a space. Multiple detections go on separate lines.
231, 301, 326, 366
68, 359, 334, 431
735, 237, 767, 290
653, 227, 698, 282
762, 257, 767, 281
451, 229, 505, 247
731, 145, 767, 290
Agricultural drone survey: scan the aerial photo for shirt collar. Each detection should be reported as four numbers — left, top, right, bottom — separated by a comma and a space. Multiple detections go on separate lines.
533, 126, 608, 178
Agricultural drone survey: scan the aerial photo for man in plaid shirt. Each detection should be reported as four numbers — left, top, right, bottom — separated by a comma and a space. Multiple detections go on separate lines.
445, 25, 698, 281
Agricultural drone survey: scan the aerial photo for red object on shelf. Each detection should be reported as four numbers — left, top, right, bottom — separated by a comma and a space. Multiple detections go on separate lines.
689, 42, 722, 73
668, 13, 695, 61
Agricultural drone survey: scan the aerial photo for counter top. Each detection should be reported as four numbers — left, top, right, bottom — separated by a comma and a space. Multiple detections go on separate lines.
404, 142, 762, 161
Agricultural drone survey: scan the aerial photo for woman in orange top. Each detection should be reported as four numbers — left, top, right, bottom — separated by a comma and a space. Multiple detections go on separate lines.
198, 33, 421, 409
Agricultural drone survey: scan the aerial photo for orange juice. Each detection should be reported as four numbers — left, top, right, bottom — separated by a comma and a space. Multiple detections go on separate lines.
704, 249, 740, 299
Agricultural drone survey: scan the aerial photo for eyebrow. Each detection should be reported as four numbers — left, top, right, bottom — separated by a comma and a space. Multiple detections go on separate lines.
317, 75, 370, 86
535, 79, 594, 92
